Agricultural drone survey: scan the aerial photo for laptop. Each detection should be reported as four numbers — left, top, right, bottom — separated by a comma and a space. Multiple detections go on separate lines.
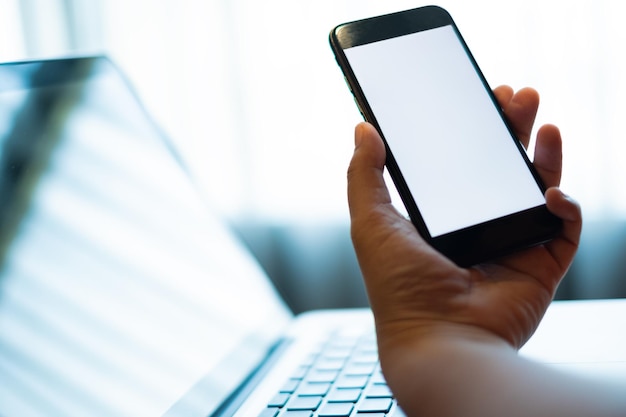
0, 56, 624, 417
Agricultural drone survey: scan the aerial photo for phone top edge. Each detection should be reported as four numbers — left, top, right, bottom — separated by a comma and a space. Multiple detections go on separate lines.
331, 5, 452, 49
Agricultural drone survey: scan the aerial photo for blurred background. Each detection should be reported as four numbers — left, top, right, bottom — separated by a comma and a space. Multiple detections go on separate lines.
1, 0, 625, 313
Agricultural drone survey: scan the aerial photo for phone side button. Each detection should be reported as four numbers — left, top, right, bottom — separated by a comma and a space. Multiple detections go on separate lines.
352, 96, 365, 118
343, 76, 353, 93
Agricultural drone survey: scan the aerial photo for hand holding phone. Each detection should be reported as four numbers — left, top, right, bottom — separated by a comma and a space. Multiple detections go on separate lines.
330, 6, 562, 266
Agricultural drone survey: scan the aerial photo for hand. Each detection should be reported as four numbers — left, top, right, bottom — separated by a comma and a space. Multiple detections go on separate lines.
348, 86, 582, 352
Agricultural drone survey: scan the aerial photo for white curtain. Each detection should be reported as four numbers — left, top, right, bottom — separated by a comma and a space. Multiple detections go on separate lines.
3, 0, 625, 225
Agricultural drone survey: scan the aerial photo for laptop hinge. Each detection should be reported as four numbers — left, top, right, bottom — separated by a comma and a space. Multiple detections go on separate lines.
211, 338, 293, 417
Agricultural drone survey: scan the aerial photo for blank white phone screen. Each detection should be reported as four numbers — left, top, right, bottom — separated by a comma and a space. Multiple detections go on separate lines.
344, 25, 545, 237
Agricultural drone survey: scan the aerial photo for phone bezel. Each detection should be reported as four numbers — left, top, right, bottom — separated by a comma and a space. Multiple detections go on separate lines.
330, 5, 562, 266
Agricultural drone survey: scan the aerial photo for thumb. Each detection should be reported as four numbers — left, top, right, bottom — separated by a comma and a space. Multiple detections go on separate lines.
347, 122, 392, 221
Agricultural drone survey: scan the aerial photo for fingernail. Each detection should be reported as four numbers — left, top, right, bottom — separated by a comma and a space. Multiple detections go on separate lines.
558, 188, 574, 204
355, 123, 365, 147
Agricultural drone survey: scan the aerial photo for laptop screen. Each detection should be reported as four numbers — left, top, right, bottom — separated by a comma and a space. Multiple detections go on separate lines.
0, 56, 291, 417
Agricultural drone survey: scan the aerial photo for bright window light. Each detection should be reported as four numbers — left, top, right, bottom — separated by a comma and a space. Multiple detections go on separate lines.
7, 0, 626, 223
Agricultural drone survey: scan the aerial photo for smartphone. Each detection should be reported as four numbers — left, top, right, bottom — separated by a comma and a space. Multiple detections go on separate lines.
329, 5, 562, 267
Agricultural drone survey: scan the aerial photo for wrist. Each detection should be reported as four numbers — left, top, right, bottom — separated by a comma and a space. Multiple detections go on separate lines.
375, 317, 513, 357
375, 324, 517, 417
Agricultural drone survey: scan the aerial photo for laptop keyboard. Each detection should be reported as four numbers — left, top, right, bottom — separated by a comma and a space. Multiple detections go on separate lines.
258, 330, 404, 417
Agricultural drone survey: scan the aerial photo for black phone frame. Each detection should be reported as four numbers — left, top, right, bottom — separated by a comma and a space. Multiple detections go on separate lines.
329, 5, 562, 267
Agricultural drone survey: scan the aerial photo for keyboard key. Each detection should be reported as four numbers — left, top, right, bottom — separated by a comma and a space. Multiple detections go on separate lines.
286, 396, 322, 411
267, 393, 289, 408
301, 352, 320, 367
326, 388, 362, 403
328, 336, 359, 349
366, 384, 393, 398
322, 348, 353, 360
343, 363, 377, 376
335, 375, 369, 389
258, 407, 279, 417
314, 358, 346, 371
280, 379, 300, 394
305, 370, 339, 383
283, 411, 313, 417
317, 402, 354, 417
351, 353, 379, 364
292, 365, 311, 380
355, 342, 378, 353
296, 382, 331, 396
369, 371, 386, 384
357, 398, 392, 413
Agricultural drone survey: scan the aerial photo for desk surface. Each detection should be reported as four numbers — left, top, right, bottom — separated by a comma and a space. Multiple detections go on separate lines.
521, 299, 626, 383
